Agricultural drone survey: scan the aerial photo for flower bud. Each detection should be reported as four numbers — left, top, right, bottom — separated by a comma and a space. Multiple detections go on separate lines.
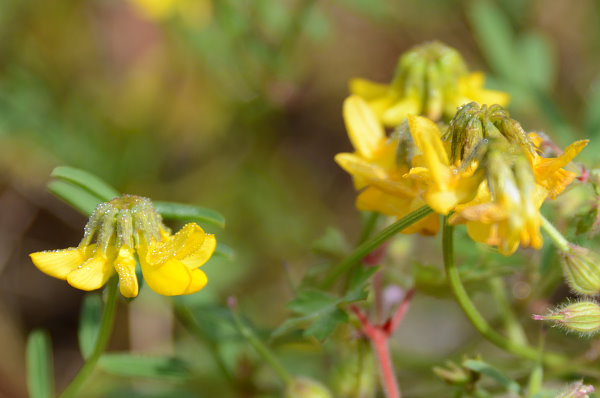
446, 102, 533, 163
533, 301, 600, 335
388, 41, 468, 121
556, 380, 594, 398
285, 377, 333, 398
559, 245, 600, 296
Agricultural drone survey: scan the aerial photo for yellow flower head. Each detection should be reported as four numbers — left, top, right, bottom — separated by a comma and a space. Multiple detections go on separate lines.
130, 0, 212, 27
406, 114, 484, 215
335, 96, 438, 235
450, 143, 545, 255
407, 103, 587, 255
30, 195, 215, 297
349, 41, 509, 126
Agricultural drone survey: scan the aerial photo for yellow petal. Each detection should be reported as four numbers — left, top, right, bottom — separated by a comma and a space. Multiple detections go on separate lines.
460, 72, 510, 107
381, 98, 420, 127
343, 95, 385, 159
114, 246, 139, 298
148, 223, 210, 265
180, 234, 216, 269
408, 115, 450, 187
67, 254, 114, 291
141, 258, 208, 296
356, 187, 412, 216
335, 153, 414, 196
349, 78, 389, 100
30, 247, 86, 279
534, 139, 588, 198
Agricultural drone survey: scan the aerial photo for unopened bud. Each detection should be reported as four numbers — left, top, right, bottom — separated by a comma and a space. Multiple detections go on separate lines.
285, 377, 332, 398
556, 380, 594, 398
560, 245, 600, 296
446, 102, 533, 163
533, 301, 600, 335
388, 41, 467, 121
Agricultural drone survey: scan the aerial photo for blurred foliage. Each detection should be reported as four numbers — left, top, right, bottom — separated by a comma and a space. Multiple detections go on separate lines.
3, 0, 600, 397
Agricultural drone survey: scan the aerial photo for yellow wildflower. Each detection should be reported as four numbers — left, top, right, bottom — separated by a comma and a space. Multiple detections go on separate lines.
406, 102, 587, 255
350, 42, 509, 126
130, 0, 212, 27
405, 115, 483, 215
29, 195, 215, 297
335, 96, 438, 235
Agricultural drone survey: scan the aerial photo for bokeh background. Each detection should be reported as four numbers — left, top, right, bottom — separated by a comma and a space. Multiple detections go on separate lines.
1, 0, 600, 397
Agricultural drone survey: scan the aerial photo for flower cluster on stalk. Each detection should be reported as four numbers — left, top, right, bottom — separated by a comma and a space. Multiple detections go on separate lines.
337, 41, 588, 256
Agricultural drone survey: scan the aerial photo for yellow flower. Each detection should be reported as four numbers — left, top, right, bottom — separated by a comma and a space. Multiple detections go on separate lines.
448, 138, 587, 256
30, 195, 215, 297
130, 0, 212, 27
405, 115, 483, 215
350, 42, 509, 126
335, 96, 438, 235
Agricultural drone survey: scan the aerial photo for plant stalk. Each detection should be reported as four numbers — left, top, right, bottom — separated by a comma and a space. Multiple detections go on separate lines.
60, 276, 119, 398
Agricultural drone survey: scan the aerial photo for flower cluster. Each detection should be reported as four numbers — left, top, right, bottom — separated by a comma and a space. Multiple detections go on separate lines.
350, 41, 509, 126
337, 42, 588, 255
30, 195, 215, 297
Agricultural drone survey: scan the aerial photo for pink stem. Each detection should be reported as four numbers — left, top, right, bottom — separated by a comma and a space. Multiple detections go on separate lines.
372, 331, 401, 398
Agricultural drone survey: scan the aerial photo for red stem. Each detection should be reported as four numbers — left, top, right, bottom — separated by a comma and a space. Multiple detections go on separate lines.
349, 288, 416, 398
372, 331, 401, 398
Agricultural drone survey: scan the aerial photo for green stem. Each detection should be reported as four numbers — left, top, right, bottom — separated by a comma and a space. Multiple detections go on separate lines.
320, 205, 434, 289
231, 309, 293, 385
358, 212, 380, 244
59, 277, 119, 398
441, 217, 566, 367
540, 215, 570, 252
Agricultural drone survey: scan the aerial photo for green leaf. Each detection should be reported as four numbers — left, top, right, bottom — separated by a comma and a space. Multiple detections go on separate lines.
51, 166, 119, 202
464, 359, 520, 394
98, 353, 191, 381
304, 308, 348, 340
468, 1, 518, 80
153, 201, 225, 229
26, 329, 54, 398
517, 33, 555, 91
78, 294, 102, 359
287, 289, 339, 314
346, 265, 378, 297
214, 242, 235, 259
275, 284, 370, 341
48, 180, 102, 217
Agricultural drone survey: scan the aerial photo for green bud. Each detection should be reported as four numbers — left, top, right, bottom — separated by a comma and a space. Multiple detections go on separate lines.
390, 41, 468, 120
559, 245, 600, 296
79, 194, 169, 255
285, 377, 333, 398
556, 380, 594, 398
533, 301, 600, 335
446, 102, 533, 163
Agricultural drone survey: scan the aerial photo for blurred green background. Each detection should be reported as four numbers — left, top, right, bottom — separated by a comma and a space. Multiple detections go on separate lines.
1, 0, 600, 397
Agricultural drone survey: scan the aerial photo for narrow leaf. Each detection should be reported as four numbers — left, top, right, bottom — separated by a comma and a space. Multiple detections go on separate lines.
304, 308, 348, 340
214, 242, 235, 259
26, 329, 54, 398
98, 353, 192, 381
464, 359, 520, 394
51, 166, 119, 202
153, 201, 225, 228
78, 294, 102, 359
287, 289, 339, 315
48, 180, 102, 217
